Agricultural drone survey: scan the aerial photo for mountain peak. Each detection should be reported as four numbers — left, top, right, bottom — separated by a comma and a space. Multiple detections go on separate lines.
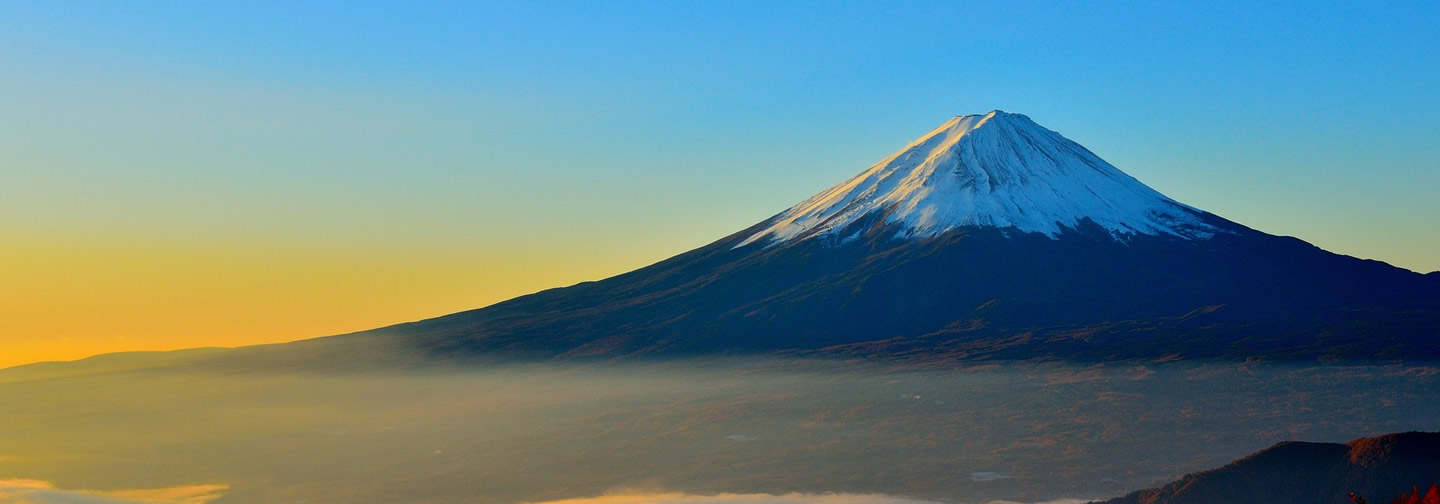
738, 112, 1218, 248
959, 108, 1021, 121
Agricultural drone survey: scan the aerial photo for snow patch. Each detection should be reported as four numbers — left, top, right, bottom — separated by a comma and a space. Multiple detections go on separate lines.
738, 111, 1216, 248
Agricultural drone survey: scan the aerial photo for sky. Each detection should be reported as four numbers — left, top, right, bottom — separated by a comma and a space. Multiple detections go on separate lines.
2, 1, 1438, 368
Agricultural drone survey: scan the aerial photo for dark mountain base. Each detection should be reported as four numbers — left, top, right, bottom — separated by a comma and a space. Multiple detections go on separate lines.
295, 216, 1440, 364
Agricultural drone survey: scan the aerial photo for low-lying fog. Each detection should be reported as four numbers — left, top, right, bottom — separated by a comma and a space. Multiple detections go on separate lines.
2, 356, 1437, 504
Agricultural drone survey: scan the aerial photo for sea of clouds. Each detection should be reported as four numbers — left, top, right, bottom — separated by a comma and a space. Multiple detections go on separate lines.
0, 479, 226, 504
522, 492, 1095, 504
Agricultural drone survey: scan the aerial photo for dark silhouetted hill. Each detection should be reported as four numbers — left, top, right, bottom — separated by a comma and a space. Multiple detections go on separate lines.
1094, 432, 1440, 504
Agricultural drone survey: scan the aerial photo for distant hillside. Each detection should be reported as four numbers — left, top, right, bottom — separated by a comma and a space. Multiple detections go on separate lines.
1094, 432, 1440, 504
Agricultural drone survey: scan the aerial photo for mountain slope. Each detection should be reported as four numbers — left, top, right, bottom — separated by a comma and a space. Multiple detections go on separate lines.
1094, 431, 1440, 504
741, 111, 1215, 246
289, 111, 1440, 364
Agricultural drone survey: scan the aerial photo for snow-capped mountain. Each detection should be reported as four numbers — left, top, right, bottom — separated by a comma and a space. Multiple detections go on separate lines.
270, 112, 1440, 364
740, 111, 1215, 246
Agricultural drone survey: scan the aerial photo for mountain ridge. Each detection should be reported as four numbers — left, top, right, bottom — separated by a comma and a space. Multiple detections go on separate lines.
188, 112, 1440, 366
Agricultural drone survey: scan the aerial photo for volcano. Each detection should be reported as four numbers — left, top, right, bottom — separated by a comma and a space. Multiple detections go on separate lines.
310, 111, 1440, 363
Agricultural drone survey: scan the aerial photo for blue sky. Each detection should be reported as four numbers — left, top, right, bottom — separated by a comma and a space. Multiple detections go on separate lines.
1, 1, 1437, 362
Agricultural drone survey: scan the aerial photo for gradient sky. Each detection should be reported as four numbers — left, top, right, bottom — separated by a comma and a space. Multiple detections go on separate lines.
2, 1, 1438, 368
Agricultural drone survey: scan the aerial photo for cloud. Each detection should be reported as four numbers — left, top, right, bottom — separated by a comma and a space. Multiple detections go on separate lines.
968, 472, 1012, 482
0, 479, 226, 504
985, 500, 1094, 504
523, 492, 944, 504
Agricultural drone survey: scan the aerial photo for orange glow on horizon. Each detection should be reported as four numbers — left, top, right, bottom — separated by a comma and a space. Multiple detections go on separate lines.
0, 234, 651, 369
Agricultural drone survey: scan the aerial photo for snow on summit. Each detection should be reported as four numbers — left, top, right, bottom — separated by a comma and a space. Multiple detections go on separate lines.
738, 111, 1217, 247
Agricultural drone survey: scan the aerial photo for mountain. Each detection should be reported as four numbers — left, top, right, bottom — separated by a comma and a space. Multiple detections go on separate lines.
1093, 431, 1440, 504
739, 112, 1217, 246
287, 111, 1440, 364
